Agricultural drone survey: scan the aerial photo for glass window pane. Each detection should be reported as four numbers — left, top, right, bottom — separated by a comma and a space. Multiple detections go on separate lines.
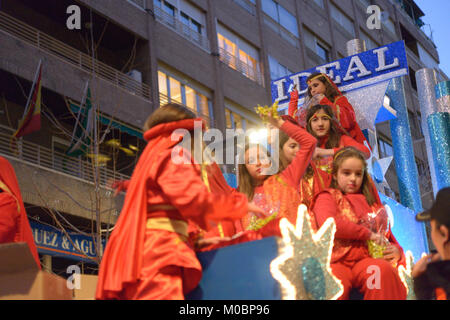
279, 6, 298, 37
180, 11, 189, 26
225, 109, 232, 128
261, 0, 278, 21
316, 44, 329, 61
185, 86, 197, 112
163, 1, 175, 16
169, 77, 182, 104
158, 71, 168, 104
197, 93, 209, 117
234, 112, 243, 129
191, 19, 202, 34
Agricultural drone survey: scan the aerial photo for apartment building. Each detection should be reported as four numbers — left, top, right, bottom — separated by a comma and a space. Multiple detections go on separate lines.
0, 0, 447, 274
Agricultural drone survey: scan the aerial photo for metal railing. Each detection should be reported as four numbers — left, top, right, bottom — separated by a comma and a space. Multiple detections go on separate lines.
153, 6, 210, 53
0, 11, 151, 101
0, 131, 130, 187
218, 47, 264, 87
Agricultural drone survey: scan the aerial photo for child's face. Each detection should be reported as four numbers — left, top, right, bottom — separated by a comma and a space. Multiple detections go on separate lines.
245, 146, 271, 183
334, 157, 365, 194
308, 79, 326, 96
282, 138, 300, 165
309, 109, 331, 138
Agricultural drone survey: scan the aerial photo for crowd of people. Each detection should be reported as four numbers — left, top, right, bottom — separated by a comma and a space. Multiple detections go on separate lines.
1, 73, 448, 300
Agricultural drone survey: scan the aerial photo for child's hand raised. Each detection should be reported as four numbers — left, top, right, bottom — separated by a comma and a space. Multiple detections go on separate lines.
264, 111, 285, 129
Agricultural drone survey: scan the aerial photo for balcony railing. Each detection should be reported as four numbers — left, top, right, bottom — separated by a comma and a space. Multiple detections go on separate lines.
153, 6, 210, 53
158, 92, 214, 127
0, 131, 130, 187
0, 11, 151, 101
127, 0, 146, 10
218, 47, 264, 87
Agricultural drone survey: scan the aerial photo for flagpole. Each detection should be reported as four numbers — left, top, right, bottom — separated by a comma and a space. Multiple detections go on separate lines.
69, 80, 89, 142
23, 59, 42, 116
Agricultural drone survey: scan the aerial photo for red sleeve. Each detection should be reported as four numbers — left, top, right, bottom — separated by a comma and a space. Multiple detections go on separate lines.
279, 121, 317, 188
312, 192, 371, 241
288, 89, 299, 118
334, 135, 370, 158
0, 193, 19, 243
157, 153, 248, 230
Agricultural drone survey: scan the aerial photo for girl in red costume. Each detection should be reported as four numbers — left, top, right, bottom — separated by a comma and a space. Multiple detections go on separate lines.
288, 72, 370, 149
231, 112, 317, 236
0, 156, 41, 268
311, 147, 407, 300
299, 104, 370, 208
95, 103, 262, 300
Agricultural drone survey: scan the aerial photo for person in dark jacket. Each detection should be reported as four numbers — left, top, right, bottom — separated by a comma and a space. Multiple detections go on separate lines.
413, 187, 450, 300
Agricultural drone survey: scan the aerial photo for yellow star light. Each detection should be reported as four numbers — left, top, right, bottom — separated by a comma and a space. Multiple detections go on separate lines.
270, 204, 343, 300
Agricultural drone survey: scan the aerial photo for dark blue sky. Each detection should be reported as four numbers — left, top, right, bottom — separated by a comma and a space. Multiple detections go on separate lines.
415, 0, 450, 77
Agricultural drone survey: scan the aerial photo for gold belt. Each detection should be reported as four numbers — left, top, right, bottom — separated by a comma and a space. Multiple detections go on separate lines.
146, 217, 188, 239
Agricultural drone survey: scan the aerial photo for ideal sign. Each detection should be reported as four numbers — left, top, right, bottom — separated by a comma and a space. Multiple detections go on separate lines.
271, 40, 409, 110
30, 221, 105, 263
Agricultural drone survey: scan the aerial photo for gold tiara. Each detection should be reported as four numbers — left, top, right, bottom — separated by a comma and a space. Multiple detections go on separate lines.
307, 73, 327, 83
308, 111, 332, 123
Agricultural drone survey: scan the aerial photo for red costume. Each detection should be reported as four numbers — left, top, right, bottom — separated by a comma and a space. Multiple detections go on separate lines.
299, 134, 370, 208
288, 74, 371, 149
311, 187, 407, 300
95, 119, 249, 300
0, 156, 40, 268
235, 120, 317, 235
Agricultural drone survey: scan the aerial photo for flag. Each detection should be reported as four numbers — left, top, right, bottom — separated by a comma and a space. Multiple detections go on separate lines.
13, 62, 42, 138
66, 85, 94, 157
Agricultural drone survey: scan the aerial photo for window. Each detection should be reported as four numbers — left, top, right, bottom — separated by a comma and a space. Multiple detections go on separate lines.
417, 43, 439, 70
261, 0, 299, 45
304, 29, 330, 63
158, 69, 213, 124
360, 31, 378, 50
313, 0, 324, 9
153, 0, 209, 51
217, 24, 262, 85
416, 112, 424, 136
316, 43, 329, 62
330, 3, 355, 36
232, 0, 256, 16
384, 18, 397, 36
225, 105, 258, 130
378, 137, 393, 158
409, 67, 417, 91
268, 55, 293, 80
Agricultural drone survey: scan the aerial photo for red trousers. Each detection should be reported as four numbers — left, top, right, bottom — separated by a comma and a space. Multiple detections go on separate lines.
331, 258, 407, 300
116, 229, 202, 300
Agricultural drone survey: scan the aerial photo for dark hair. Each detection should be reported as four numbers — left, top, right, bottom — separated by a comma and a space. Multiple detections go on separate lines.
143, 103, 196, 131
306, 73, 340, 102
330, 147, 375, 205
306, 104, 341, 148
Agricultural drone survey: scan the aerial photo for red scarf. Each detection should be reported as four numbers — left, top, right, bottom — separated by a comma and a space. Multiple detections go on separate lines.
96, 118, 204, 295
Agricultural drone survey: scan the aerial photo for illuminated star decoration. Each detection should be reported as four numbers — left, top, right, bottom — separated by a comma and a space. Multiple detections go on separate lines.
397, 250, 417, 300
270, 204, 343, 300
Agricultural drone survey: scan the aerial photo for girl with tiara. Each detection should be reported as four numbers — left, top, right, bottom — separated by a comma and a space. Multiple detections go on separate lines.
311, 147, 407, 300
299, 104, 370, 208
288, 72, 370, 149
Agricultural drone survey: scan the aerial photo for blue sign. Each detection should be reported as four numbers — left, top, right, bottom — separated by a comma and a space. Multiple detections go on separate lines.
271, 40, 409, 109
30, 221, 105, 263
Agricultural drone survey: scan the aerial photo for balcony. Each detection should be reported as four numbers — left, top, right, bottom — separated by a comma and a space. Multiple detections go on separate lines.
218, 47, 265, 87
0, 11, 151, 101
0, 130, 130, 188
153, 6, 210, 53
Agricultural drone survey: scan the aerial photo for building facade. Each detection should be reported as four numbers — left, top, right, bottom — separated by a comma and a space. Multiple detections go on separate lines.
0, 0, 447, 273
